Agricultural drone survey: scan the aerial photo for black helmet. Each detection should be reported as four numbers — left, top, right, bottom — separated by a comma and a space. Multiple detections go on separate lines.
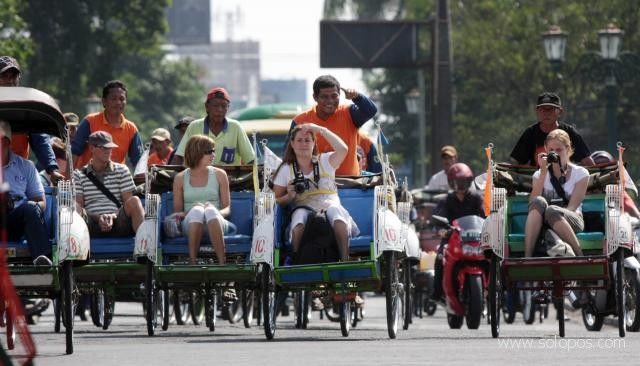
591, 151, 615, 165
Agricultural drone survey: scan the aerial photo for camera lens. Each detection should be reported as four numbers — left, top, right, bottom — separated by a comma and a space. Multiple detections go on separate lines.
547, 152, 559, 163
294, 182, 306, 194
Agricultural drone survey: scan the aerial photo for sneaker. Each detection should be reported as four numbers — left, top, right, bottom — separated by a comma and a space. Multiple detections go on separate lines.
311, 297, 324, 311
33, 255, 52, 266
222, 288, 238, 304
547, 242, 575, 257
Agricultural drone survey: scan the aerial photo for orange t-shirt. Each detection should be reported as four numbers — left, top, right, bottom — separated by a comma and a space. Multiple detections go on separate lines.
147, 148, 173, 166
74, 112, 139, 169
293, 105, 359, 176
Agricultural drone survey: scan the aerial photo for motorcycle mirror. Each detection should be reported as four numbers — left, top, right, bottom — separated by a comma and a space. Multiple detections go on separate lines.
430, 214, 450, 227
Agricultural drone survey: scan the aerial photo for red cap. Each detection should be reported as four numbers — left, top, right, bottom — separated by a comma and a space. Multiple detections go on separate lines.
206, 87, 231, 103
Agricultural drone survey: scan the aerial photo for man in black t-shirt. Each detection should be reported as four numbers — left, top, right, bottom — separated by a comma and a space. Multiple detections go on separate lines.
431, 163, 485, 301
510, 92, 594, 167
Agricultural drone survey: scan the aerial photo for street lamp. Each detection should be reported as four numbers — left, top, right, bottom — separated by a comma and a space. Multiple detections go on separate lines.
405, 86, 427, 186
598, 24, 623, 60
542, 25, 568, 66
542, 24, 625, 153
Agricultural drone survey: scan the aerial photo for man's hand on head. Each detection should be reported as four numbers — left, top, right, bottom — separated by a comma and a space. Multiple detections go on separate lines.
340, 87, 359, 100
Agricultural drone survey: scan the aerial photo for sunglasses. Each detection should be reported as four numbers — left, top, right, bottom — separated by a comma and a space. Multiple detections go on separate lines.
205, 149, 215, 155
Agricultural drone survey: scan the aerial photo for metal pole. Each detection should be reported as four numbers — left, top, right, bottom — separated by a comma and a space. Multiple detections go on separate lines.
430, 0, 453, 177
605, 73, 618, 153
417, 69, 427, 186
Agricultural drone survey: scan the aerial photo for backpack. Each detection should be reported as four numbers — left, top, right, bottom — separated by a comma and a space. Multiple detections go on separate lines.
294, 208, 340, 265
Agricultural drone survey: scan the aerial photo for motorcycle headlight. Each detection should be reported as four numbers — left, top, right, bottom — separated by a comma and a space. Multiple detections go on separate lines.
462, 244, 483, 257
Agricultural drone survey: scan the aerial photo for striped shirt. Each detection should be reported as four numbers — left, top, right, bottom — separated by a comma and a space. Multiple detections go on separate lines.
73, 162, 136, 215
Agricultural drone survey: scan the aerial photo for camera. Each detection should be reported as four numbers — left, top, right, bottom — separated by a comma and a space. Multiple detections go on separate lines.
546, 151, 560, 164
292, 172, 309, 194
5, 194, 23, 212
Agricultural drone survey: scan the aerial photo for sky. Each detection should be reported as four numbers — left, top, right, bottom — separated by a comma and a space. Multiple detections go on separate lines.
211, 0, 365, 103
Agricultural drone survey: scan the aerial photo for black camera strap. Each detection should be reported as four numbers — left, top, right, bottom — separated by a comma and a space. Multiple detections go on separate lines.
82, 167, 122, 209
292, 159, 320, 184
548, 166, 569, 206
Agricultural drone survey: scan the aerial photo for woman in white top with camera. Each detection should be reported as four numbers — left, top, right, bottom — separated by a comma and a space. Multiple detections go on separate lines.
273, 123, 358, 261
524, 129, 589, 257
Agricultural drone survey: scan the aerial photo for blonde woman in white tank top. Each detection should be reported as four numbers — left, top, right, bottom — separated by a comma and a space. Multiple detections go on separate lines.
172, 135, 231, 265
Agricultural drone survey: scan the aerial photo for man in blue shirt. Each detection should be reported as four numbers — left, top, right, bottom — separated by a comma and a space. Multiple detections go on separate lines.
0, 55, 64, 184
0, 120, 50, 262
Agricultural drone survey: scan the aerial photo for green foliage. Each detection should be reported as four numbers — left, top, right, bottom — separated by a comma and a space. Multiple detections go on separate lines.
333, 0, 640, 181
120, 59, 204, 142
0, 0, 33, 62
1, 0, 203, 143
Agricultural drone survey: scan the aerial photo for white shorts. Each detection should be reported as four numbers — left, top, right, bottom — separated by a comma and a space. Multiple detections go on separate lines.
289, 203, 360, 241
182, 204, 234, 237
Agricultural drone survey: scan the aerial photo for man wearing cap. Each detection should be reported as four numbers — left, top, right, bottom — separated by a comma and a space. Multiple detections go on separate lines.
147, 128, 173, 166
64, 112, 79, 141
0, 120, 51, 263
168, 116, 194, 164
0, 55, 65, 185
72, 80, 143, 169
172, 87, 254, 166
426, 145, 458, 191
73, 131, 145, 237
292, 75, 377, 176
510, 92, 594, 166
175, 116, 194, 139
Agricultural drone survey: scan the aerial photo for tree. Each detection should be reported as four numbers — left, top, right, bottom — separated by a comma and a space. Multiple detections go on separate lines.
120, 58, 204, 141
0, 0, 33, 63
325, 0, 640, 181
3, 0, 205, 144
18, 0, 170, 114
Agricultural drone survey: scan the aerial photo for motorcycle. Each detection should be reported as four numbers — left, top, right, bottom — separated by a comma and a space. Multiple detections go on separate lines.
581, 215, 640, 332
432, 214, 488, 329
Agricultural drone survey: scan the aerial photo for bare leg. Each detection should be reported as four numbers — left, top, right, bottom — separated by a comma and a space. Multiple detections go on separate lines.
291, 224, 304, 253
206, 218, 226, 264
124, 196, 145, 231
188, 222, 203, 264
524, 210, 543, 257
551, 219, 583, 256
333, 220, 349, 261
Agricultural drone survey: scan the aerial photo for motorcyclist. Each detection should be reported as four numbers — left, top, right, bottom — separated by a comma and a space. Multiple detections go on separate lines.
430, 163, 485, 301
590, 150, 640, 218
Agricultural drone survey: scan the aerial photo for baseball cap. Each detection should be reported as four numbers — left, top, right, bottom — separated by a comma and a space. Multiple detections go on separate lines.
441, 145, 457, 158
63, 112, 79, 126
150, 128, 171, 141
206, 87, 231, 103
536, 92, 562, 108
174, 116, 194, 129
88, 131, 118, 148
0, 120, 11, 140
0, 56, 20, 75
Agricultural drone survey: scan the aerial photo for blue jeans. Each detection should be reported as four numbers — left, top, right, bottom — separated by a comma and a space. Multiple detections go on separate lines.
8, 201, 50, 259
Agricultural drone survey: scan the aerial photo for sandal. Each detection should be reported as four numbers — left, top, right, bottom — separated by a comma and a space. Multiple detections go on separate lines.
223, 288, 238, 303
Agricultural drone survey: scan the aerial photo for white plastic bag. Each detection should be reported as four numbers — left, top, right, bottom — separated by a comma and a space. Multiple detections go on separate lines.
163, 212, 183, 238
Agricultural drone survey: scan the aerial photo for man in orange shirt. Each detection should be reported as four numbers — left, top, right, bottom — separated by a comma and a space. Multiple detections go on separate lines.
292, 75, 377, 176
356, 131, 382, 173
71, 80, 143, 169
147, 128, 173, 166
